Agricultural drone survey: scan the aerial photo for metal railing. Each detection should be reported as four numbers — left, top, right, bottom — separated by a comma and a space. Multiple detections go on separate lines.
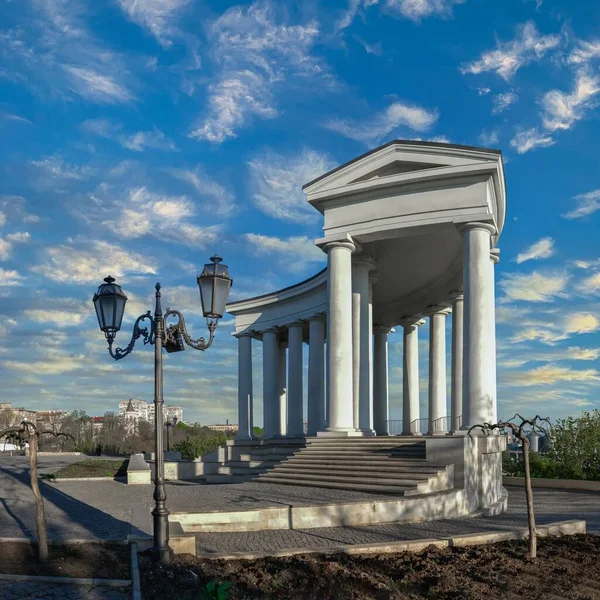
384, 416, 464, 436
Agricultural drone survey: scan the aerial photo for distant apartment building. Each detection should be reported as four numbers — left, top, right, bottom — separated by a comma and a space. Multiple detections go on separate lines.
207, 422, 239, 434
36, 410, 69, 430
0, 403, 38, 427
118, 399, 183, 426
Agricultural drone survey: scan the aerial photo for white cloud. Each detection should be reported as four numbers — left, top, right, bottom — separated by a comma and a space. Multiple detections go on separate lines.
516, 236, 555, 264
103, 187, 222, 249
81, 118, 120, 137
169, 167, 236, 216
190, 2, 322, 143
31, 240, 157, 284
505, 364, 600, 387
0, 267, 24, 286
460, 21, 560, 80
492, 91, 518, 114
385, 0, 466, 21
0, 230, 30, 261
30, 156, 94, 182
248, 149, 335, 223
578, 272, 600, 295
568, 347, 600, 361
564, 312, 600, 334
117, 0, 191, 46
24, 302, 90, 327
118, 128, 177, 152
0, 1, 135, 105
478, 130, 499, 146
567, 39, 600, 66
4, 352, 86, 376
190, 71, 277, 143
244, 234, 325, 273
477, 87, 491, 96
336, 0, 379, 32
562, 189, 600, 219
541, 71, 600, 132
63, 65, 135, 104
510, 128, 554, 154
324, 100, 438, 145
499, 270, 569, 302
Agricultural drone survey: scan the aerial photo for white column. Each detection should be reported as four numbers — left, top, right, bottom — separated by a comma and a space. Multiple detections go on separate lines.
320, 238, 356, 436
427, 306, 451, 434
490, 248, 499, 424
287, 322, 304, 437
307, 316, 325, 436
373, 325, 392, 436
460, 222, 497, 428
262, 329, 279, 439
449, 292, 464, 433
400, 318, 424, 435
236, 334, 253, 440
352, 255, 376, 436
277, 341, 287, 437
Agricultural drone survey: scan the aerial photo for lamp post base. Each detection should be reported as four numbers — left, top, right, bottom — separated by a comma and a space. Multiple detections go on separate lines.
147, 545, 173, 564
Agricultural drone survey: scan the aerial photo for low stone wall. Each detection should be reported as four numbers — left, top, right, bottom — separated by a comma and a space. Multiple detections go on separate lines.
503, 476, 600, 492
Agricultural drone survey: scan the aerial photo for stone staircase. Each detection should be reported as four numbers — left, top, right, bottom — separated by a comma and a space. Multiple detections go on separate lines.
206, 437, 453, 495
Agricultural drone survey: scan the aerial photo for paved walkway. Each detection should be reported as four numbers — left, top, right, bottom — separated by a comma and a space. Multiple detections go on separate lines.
194, 486, 600, 554
1, 456, 599, 553
0, 580, 129, 600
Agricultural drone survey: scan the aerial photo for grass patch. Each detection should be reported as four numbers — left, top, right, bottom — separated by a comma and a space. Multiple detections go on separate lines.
46, 458, 129, 480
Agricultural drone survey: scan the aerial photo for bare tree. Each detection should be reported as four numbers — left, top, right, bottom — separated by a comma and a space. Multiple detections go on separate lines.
0, 420, 73, 562
469, 414, 550, 559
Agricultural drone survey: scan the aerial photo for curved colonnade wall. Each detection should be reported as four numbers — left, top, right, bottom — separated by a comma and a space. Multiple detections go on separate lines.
227, 140, 506, 442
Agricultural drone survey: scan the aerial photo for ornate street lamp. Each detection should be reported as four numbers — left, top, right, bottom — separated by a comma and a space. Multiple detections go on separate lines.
165, 416, 178, 452
92, 256, 232, 564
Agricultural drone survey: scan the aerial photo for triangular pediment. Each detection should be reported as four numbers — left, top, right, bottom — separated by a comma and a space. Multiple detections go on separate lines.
351, 160, 442, 183
303, 140, 502, 197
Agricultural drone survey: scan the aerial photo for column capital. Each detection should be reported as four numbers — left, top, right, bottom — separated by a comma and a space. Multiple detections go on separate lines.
490, 248, 500, 264
234, 331, 255, 339
399, 316, 425, 328
424, 304, 452, 317
316, 233, 357, 254
448, 290, 464, 302
369, 270, 379, 285
307, 312, 326, 322
457, 222, 497, 237
373, 324, 393, 334
352, 254, 377, 271
287, 320, 305, 328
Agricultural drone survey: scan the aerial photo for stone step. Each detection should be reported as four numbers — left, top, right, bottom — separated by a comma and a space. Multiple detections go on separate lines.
222, 460, 275, 469
285, 455, 432, 464
258, 470, 430, 488
306, 439, 425, 446
293, 450, 426, 459
218, 465, 271, 476
273, 464, 437, 477
256, 475, 411, 494
280, 457, 441, 469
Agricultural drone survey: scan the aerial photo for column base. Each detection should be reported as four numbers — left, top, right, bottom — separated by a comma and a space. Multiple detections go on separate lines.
402, 431, 422, 436
359, 428, 376, 436
317, 429, 364, 438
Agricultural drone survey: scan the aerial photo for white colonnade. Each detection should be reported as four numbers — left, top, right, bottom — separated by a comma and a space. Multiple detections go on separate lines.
233, 222, 499, 440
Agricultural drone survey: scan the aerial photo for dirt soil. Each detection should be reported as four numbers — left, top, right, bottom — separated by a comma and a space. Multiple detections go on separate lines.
46, 458, 128, 479
0, 543, 130, 579
140, 534, 600, 600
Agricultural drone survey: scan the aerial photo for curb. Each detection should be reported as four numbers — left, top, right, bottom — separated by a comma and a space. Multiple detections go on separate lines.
192, 519, 586, 560
0, 537, 128, 545
44, 476, 127, 483
504, 477, 600, 492
0, 573, 131, 587
131, 543, 142, 600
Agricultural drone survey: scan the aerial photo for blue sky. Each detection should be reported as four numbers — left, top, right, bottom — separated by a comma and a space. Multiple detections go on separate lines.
0, 0, 599, 426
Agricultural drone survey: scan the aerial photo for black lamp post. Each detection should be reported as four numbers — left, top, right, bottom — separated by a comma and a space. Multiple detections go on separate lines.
165, 416, 178, 452
93, 255, 232, 564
